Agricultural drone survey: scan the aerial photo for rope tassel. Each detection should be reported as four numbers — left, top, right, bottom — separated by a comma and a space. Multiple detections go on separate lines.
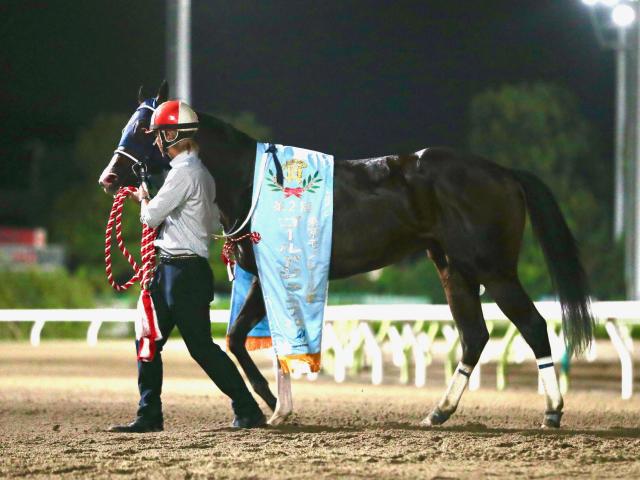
105, 186, 161, 361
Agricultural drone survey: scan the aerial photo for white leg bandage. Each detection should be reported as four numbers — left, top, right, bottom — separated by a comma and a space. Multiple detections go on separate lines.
268, 357, 293, 425
537, 356, 563, 412
438, 362, 473, 413
276, 366, 292, 412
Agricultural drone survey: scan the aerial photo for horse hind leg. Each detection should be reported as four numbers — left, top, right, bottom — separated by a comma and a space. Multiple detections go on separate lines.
423, 251, 489, 427
227, 279, 278, 411
483, 276, 563, 428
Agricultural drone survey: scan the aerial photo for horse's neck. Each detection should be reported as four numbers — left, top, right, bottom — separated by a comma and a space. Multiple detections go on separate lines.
197, 114, 257, 233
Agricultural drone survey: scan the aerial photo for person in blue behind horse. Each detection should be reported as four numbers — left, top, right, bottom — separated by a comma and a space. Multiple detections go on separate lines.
107, 95, 265, 432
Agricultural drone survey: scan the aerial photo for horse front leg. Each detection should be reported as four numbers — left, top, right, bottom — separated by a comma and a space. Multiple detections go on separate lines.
227, 277, 278, 411
268, 356, 293, 425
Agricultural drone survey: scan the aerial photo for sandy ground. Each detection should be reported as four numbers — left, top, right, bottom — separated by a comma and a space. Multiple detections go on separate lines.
1, 341, 640, 479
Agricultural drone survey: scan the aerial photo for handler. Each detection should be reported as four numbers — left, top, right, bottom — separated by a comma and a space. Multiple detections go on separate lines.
109, 100, 265, 432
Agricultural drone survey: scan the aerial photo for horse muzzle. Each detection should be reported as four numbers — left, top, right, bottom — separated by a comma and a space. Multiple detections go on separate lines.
98, 171, 119, 194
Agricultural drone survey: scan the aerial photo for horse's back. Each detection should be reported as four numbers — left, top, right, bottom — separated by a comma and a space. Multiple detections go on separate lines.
329, 153, 434, 277
329, 147, 527, 278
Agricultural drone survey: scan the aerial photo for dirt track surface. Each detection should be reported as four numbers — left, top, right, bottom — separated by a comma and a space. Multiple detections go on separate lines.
1, 341, 640, 479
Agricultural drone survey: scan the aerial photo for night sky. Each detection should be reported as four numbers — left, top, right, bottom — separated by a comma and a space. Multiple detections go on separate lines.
2, 0, 613, 159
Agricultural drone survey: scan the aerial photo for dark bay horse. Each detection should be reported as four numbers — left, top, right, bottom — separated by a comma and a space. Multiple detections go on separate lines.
99, 82, 593, 429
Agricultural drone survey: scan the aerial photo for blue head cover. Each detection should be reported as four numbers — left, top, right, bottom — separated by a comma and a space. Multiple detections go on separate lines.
117, 97, 169, 171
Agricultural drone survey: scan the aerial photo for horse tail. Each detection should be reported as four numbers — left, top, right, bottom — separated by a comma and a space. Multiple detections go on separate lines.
511, 169, 594, 356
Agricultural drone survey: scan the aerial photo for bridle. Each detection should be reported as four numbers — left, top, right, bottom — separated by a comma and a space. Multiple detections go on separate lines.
113, 103, 157, 187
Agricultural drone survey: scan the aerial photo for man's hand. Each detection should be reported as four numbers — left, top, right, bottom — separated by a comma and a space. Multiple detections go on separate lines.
131, 184, 150, 204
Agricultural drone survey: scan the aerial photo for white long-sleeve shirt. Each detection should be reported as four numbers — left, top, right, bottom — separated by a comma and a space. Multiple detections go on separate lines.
140, 150, 220, 258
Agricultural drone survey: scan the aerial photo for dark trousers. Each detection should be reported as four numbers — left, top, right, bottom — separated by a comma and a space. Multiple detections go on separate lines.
136, 256, 260, 419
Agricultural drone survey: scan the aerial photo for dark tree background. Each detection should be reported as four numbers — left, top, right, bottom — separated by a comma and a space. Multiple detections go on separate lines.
0, 1, 624, 311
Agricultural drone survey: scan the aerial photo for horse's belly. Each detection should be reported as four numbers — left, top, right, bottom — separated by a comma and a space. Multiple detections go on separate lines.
328, 207, 427, 279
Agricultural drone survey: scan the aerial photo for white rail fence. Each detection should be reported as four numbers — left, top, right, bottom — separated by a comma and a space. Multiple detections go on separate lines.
0, 301, 638, 398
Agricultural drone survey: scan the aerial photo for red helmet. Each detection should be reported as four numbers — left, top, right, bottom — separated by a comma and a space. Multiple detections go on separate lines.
149, 100, 199, 152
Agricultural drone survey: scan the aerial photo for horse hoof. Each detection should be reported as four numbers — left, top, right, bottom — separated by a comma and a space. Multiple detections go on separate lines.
267, 410, 292, 426
541, 410, 563, 429
421, 408, 451, 427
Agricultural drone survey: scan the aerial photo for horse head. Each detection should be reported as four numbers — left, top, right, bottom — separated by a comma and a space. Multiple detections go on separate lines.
98, 81, 169, 194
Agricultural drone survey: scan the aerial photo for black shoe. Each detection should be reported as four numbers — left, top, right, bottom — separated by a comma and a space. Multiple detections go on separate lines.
231, 410, 266, 429
107, 416, 163, 433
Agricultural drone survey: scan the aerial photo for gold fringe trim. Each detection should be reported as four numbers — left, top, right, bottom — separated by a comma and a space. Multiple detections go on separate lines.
245, 336, 273, 351
225, 336, 273, 351
278, 353, 322, 374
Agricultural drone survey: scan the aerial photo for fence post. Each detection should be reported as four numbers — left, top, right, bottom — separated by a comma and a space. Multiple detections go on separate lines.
87, 319, 103, 346
360, 323, 383, 385
605, 318, 633, 399
322, 323, 347, 383
415, 322, 440, 388
496, 324, 519, 391
30, 320, 46, 346
442, 324, 459, 383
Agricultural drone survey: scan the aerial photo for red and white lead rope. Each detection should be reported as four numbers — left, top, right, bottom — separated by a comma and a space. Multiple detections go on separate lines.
105, 186, 158, 291
105, 186, 160, 362
220, 232, 261, 281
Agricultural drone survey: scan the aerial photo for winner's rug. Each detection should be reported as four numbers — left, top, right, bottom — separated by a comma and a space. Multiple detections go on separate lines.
228, 142, 333, 374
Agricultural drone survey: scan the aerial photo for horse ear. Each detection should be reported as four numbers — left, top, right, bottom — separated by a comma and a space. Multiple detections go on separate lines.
156, 80, 168, 103
137, 85, 145, 104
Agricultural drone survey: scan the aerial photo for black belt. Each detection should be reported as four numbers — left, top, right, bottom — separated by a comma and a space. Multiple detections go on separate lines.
158, 252, 202, 264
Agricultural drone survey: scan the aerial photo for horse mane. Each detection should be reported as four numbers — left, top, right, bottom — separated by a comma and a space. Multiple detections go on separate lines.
196, 111, 257, 145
